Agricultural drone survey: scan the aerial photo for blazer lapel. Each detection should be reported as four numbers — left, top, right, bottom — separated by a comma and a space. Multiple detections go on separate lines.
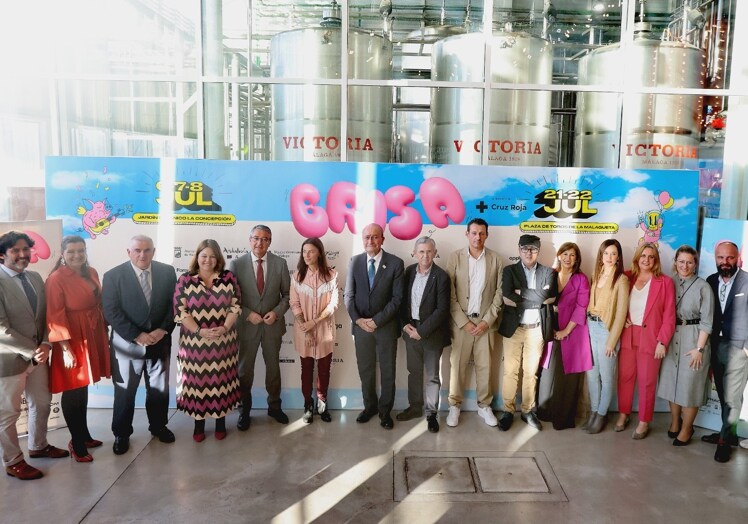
643, 276, 662, 321
725, 271, 744, 313
1, 272, 35, 317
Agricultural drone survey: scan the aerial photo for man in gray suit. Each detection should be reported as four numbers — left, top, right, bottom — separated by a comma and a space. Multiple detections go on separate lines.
499, 234, 557, 432
0, 231, 69, 480
345, 223, 404, 430
706, 241, 748, 463
102, 235, 177, 455
398, 237, 451, 433
229, 225, 291, 430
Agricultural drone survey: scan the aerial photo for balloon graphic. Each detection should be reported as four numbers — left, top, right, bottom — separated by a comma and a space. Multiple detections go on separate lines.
658, 191, 674, 209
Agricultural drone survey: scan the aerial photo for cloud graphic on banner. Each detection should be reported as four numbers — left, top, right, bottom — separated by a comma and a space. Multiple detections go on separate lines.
50, 170, 124, 189
605, 169, 650, 184
422, 164, 514, 200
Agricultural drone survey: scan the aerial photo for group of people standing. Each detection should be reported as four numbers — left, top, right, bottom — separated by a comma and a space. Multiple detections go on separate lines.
1, 222, 746, 481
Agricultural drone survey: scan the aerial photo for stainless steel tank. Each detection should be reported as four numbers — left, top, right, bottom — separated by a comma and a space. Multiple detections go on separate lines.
270, 27, 392, 162
430, 32, 553, 166
574, 38, 706, 169
398, 26, 464, 164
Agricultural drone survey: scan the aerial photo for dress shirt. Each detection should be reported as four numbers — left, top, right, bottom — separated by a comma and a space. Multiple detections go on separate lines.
130, 262, 152, 290
410, 265, 431, 320
366, 249, 384, 275
0, 264, 28, 295
520, 262, 541, 324
467, 249, 486, 316
250, 252, 267, 280
718, 271, 737, 313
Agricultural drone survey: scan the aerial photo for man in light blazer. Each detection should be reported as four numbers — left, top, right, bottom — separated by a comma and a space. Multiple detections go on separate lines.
102, 235, 177, 455
0, 231, 69, 480
499, 234, 557, 432
398, 236, 451, 433
344, 223, 404, 430
229, 224, 291, 430
705, 241, 748, 463
446, 218, 503, 428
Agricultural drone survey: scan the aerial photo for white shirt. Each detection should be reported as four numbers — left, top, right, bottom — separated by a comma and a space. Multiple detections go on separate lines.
629, 279, 651, 326
520, 262, 541, 324
250, 252, 267, 280
718, 271, 737, 313
366, 250, 383, 275
410, 265, 431, 320
467, 249, 486, 316
130, 262, 152, 289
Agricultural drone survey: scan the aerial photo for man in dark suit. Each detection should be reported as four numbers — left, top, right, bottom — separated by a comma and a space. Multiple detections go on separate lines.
229, 225, 291, 430
499, 234, 557, 431
102, 235, 177, 455
398, 237, 451, 433
344, 223, 404, 430
0, 231, 69, 480
704, 240, 748, 463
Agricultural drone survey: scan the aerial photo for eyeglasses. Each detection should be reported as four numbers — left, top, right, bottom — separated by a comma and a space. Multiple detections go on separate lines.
520, 246, 539, 254
251, 237, 271, 243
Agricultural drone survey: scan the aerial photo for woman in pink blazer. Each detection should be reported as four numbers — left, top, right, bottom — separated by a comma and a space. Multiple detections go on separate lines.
616, 242, 676, 439
537, 242, 592, 430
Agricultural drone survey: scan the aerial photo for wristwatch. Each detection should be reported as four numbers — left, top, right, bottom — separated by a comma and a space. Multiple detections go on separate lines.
697, 346, 705, 354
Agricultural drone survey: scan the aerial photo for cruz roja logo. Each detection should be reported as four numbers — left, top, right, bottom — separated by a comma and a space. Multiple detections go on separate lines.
533, 189, 598, 219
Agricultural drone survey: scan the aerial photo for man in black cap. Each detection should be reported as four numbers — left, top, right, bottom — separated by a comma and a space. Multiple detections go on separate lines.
498, 234, 557, 431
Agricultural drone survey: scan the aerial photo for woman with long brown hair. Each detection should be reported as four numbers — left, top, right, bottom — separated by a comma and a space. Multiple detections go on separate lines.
290, 237, 339, 423
46, 235, 111, 462
584, 239, 630, 434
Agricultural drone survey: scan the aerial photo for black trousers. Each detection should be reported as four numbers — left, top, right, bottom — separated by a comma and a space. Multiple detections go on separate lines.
62, 386, 91, 453
111, 354, 170, 437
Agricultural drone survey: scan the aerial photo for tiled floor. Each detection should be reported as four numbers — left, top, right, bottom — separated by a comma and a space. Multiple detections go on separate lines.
3, 408, 747, 523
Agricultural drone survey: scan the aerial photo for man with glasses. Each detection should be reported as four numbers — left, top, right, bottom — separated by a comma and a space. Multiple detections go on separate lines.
704, 240, 748, 462
498, 234, 557, 431
445, 218, 504, 428
230, 225, 291, 430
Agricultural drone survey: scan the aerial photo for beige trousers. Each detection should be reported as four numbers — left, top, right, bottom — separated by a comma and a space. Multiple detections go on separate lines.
501, 326, 544, 413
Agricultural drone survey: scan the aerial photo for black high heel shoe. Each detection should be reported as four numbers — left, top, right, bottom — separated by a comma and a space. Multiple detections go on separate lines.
667, 417, 683, 439
673, 428, 695, 447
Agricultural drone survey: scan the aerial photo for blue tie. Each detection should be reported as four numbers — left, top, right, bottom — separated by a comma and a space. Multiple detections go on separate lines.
368, 259, 376, 287
18, 272, 38, 314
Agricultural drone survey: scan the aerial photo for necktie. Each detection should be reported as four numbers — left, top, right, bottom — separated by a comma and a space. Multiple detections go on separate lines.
140, 269, 152, 305
257, 259, 265, 295
17, 272, 38, 314
368, 258, 376, 288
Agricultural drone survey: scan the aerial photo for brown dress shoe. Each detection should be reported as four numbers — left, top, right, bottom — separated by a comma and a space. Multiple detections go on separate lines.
28, 444, 70, 459
5, 460, 43, 480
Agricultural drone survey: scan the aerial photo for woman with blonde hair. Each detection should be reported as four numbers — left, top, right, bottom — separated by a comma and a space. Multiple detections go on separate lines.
616, 242, 676, 439
657, 245, 712, 445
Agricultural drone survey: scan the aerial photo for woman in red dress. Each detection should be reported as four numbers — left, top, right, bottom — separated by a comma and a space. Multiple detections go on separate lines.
46, 235, 111, 462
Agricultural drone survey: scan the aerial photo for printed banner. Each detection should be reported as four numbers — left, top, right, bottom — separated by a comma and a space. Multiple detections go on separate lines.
45, 158, 699, 412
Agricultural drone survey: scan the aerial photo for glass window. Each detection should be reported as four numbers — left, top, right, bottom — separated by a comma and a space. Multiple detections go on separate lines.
58, 80, 197, 158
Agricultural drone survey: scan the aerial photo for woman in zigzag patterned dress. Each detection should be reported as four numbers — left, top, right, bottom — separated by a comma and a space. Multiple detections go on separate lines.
173, 239, 242, 442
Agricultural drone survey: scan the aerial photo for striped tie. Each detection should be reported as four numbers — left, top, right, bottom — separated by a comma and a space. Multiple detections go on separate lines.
140, 269, 152, 305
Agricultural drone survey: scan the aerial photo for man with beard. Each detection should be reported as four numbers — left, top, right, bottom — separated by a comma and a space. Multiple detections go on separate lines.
705, 240, 748, 463
0, 231, 69, 480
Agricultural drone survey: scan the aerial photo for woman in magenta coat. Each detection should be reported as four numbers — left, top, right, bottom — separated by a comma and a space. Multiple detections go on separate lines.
616, 242, 676, 439
537, 242, 592, 430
